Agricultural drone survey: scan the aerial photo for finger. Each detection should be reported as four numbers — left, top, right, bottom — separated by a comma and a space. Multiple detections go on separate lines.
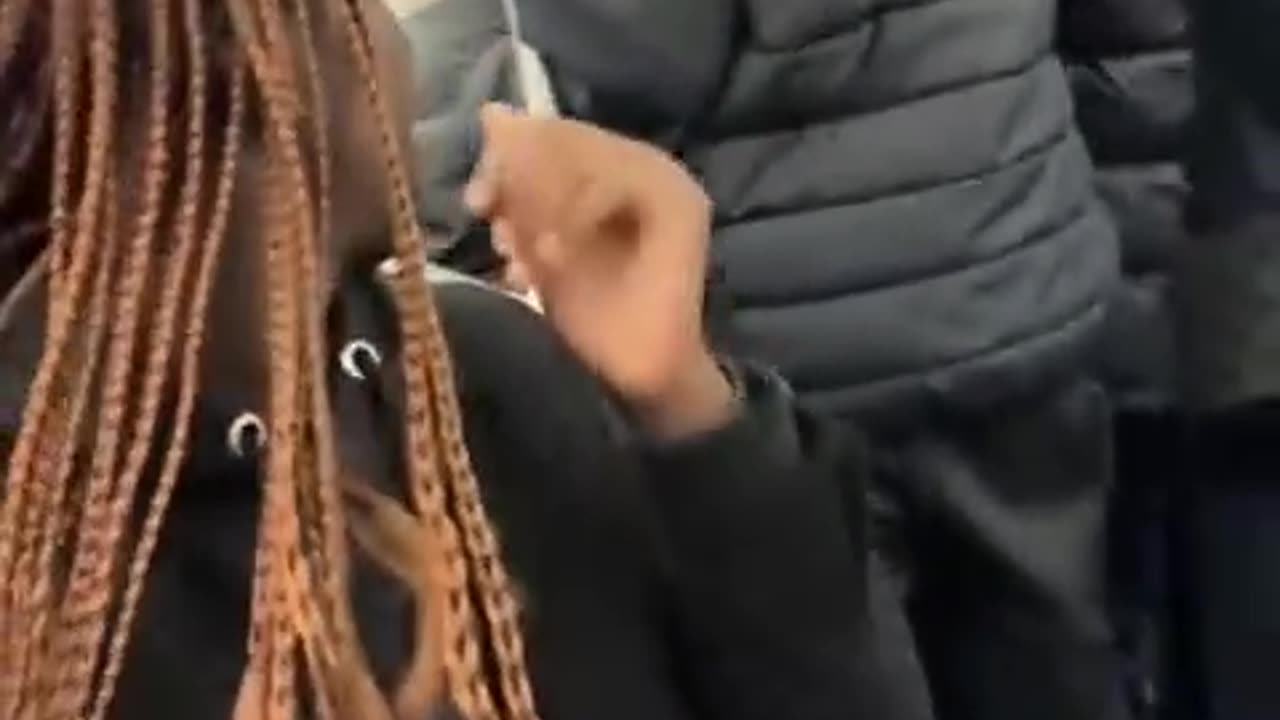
468, 103, 538, 219
561, 178, 630, 248
491, 219, 516, 259
463, 151, 500, 216
530, 231, 567, 275
477, 103, 575, 231
510, 182, 623, 299
478, 102, 528, 152
511, 231, 566, 300
503, 256, 532, 294
491, 220, 540, 299
477, 104, 533, 185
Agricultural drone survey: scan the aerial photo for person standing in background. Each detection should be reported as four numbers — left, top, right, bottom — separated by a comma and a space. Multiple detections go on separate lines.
1058, 1, 1193, 717
398, 2, 1131, 720
1175, 1, 1280, 718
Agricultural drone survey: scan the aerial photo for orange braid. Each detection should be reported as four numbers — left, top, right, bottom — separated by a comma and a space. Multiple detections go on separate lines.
0, 2, 541, 719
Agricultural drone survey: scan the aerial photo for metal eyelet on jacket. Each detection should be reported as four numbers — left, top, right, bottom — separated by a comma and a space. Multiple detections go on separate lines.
226, 411, 266, 459
339, 338, 384, 382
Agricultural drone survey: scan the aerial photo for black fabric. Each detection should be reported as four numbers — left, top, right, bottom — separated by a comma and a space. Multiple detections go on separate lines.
1108, 411, 1184, 720
1177, 406, 1280, 720
1174, 4, 1280, 676
1184, 0, 1280, 227
1175, 213, 1280, 409
1163, 4, 1280, 718
1056, 8, 1194, 715
1058, 0, 1192, 409
871, 379, 1130, 720
0, 268, 921, 720
1186, 0, 1280, 134
403, 0, 1119, 421
1105, 410, 1280, 720
1175, 0, 1280, 407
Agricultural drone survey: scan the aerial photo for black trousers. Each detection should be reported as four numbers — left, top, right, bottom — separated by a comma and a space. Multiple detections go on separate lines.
1109, 411, 1183, 720
1110, 407, 1280, 720
870, 379, 1131, 720
1173, 407, 1280, 720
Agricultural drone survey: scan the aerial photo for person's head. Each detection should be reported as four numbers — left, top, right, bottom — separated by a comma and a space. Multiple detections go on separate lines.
0, 2, 534, 719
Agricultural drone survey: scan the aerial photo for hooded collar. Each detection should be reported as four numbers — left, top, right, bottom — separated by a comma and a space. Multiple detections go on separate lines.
0, 258, 507, 460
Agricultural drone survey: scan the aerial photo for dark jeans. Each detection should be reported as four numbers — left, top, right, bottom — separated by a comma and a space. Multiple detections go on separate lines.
863, 551, 937, 720
1108, 407, 1280, 720
1176, 406, 1280, 720
1109, 412, 1182, 720
871, 379, 1131, 720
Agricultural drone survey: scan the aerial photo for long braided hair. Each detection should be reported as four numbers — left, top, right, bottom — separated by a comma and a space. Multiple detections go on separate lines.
0, 1, 538, 719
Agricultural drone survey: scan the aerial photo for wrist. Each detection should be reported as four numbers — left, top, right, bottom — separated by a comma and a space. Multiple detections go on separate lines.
633, 350, 740, 441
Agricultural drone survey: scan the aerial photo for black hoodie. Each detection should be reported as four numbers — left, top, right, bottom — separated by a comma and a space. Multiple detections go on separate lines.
0, 262, 892, 720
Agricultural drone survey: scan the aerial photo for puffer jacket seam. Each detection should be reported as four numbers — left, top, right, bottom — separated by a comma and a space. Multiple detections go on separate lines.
727, 197, 1090, 309
1094, 159, 1183, 171
723, 120, 1070, 226
707, 49, 1053, 143
785, 298, 1106, 392
749, 0, 953, 54
1076, 45, 1190, 63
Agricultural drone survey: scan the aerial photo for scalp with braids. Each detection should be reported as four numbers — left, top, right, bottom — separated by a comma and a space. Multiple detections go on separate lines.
0, 1, 539, 719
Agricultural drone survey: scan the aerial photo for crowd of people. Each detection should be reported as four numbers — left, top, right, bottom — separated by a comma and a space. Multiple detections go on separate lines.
0, 0, 1275, 718
402, 0, 1277, 718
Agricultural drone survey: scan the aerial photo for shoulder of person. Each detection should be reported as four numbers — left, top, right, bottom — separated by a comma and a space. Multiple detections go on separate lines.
417, 265, 645, 496
426, 265, 588, 402
414, 266, 668, 608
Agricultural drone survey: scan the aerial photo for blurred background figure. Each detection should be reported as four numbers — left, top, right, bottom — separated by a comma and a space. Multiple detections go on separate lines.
1175, 1, 1280, 718
1058, 1, 1193, 717
395, 2, 1131, 720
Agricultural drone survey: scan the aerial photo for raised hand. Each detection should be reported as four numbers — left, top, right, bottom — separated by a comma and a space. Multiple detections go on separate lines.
464, 104, 735, 437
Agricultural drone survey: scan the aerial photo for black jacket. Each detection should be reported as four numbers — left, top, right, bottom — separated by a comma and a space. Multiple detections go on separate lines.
0, 263, 896, 720
403, 0, 1119, 421
1059, 0, 1193, 409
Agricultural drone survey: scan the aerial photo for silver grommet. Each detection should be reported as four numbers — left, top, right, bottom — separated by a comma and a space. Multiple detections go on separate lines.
339, 339, 383, 381
226, 412, 266, 458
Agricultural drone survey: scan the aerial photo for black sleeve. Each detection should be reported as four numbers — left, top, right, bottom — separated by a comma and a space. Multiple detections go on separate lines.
642, 365, 876, 720
431, 280, 697, 720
